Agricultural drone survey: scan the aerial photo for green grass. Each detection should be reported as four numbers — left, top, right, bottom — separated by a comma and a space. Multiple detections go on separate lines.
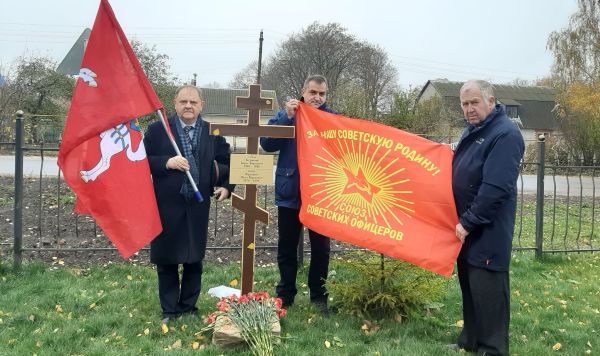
514, 197, 600, 251
1, 253, 599, 355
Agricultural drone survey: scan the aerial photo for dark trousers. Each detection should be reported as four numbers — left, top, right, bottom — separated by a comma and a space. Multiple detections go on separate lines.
156, 261, 203, 317
276, 206, 331, 303
457, 259, 510, 356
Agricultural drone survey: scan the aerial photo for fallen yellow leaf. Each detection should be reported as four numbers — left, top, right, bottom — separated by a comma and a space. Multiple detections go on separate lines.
192, 342, 200, 350
55, 305, 63, 313
325, 340, 331, 348
229, 279, 238, 287
89, 303, 96, 309
144, 328, 149, 335
552, 342, 562, 351
181, 324, 187, 331
36, 340, 42, 348
161, 323, 169, 334
247, 242, 255, 250
172, 339, 182, 349
28, 315, 35, 321
127, 275, 133, 281
455, 320, 464, 327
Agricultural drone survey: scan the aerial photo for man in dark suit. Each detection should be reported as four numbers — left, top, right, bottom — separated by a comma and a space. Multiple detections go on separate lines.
144, 85, 233, 322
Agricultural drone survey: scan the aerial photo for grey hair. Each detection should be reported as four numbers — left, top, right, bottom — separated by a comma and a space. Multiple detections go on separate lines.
174, 85, 203, 99
460, 80, 495, 103
302, 74, 328, 91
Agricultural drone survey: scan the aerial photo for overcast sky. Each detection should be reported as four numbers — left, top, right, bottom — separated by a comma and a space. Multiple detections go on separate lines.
0, 0, 578, 89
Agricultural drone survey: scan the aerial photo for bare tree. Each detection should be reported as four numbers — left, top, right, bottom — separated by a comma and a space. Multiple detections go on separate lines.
130, 39, 177, 85
261, 22, 360, 105
351, 43, 398, 118
1, 56, 74, 143
547, 0, 600, 86
228, 60, 259, 89
230, 22, 399, 117
547, 0, 600, 162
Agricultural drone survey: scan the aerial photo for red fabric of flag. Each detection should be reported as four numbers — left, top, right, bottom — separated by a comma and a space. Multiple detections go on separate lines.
57, 0, 162, 258
296, 102, 461, 276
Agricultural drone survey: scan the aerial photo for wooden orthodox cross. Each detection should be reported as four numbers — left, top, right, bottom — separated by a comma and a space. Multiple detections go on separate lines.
210, 84, 295, 294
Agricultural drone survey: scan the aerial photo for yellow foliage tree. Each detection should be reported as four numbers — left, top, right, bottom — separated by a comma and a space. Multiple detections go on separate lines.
548, 0, 600, 162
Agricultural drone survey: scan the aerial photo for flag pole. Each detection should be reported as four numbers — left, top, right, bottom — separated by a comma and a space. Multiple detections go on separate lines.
156, 109, 204, 202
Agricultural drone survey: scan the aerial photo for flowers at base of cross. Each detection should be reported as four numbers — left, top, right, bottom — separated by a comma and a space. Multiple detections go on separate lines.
202, 291, 286, 356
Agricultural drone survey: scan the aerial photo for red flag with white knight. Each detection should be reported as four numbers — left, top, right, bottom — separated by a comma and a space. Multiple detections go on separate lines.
296, 102, 461, 276
57, 0, 162, 258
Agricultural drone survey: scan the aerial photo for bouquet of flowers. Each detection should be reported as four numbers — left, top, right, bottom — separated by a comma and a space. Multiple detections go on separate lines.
204, 291, 287, 356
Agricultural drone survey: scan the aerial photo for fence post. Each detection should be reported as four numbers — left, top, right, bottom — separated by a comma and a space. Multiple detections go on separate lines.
535, 134, 545, 259
13, 110, 24, 271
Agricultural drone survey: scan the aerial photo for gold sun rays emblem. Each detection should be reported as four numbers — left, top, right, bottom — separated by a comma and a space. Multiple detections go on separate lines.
309, 139, 415, 228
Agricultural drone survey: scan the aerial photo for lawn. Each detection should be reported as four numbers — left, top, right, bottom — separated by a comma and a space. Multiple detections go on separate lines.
0, 252, 598, 355
513, 196, 600, 251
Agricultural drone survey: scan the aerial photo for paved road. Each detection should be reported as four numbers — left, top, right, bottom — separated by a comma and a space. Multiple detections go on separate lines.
0, 155, 61, 177
0, 155, 598, 196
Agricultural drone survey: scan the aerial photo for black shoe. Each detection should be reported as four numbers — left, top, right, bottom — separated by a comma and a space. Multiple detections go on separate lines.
180, 309, 198, 317
279, 296, 294, 308
311, 300, 334, 316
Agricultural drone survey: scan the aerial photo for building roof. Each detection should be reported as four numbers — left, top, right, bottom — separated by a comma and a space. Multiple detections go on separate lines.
201, 87, 278, 118
57, 28, 91, 75
416, 79, 558, 130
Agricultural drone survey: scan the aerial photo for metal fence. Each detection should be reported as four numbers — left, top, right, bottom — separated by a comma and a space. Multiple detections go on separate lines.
2, 113, 599, 270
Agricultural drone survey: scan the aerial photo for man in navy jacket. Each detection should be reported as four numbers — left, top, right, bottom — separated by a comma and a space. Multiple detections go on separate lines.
260, 75, 337, 314
451, 80, 524, 355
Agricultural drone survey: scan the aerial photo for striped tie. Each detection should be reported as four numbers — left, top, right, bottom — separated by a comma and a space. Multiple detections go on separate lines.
183, 125, 195, 149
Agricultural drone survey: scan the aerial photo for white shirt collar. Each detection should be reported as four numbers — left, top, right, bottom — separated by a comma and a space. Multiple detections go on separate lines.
178, 117, 197, 129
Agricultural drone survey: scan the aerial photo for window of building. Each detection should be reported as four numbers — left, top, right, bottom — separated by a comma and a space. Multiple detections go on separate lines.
506, 105, 518, 118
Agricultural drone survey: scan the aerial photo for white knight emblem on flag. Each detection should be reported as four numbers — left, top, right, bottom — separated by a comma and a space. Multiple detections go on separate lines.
80, 119, 146, 182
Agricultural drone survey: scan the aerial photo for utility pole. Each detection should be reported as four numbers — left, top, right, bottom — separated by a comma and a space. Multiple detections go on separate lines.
191, 73, 197, 86
256, 30, 263, 84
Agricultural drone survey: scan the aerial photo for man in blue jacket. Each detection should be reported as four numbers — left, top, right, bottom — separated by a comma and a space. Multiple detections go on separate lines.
260, 75, 337, 314
450, 80, 524, 355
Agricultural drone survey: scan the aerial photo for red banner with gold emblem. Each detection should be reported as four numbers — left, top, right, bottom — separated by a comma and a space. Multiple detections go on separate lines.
296, 102, 461, 276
